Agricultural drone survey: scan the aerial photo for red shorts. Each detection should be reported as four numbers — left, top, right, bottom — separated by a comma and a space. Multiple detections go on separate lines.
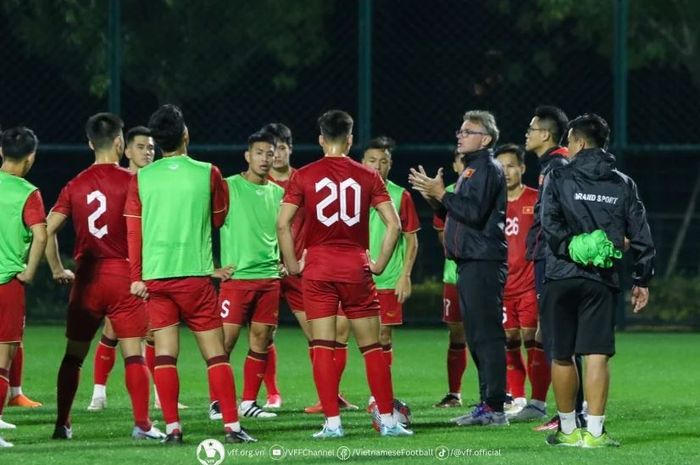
146, 277, 221, 332
281, 275, 305, 312
377, 290, 403, 325
0, 279, 25, 343
303, 277, 380, 321
66, 260, 148, 342
218, 279, 280, 326
503, 289, 539, 331
442, 283, 462, 324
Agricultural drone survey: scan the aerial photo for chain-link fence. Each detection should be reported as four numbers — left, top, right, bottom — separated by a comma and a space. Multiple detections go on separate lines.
1, 0, 699, 326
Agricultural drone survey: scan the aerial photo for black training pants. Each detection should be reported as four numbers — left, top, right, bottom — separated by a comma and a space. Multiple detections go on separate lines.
456, 259, 507, 412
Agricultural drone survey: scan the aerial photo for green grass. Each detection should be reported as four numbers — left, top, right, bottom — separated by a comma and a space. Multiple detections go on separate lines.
1, 327, 698, 464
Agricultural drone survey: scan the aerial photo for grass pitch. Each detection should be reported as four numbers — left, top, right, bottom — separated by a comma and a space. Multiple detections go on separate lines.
1, 327, 698, 464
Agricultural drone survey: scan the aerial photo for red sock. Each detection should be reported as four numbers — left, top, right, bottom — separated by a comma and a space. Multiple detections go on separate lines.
526, 341, 551, 402
308, 342, 314, 364
207, 355, 239, 425
506, 340, 526, 399
0, 369, 9, 416
360, 343, 393, 414
242, 350, 267, 402
311, 340, 339, 417
124, 356, 151, 431
93, 336, 118, 386
154, 356, 179, 425
447, 342, 467, 393
334, 342, 348, 380
55, 354, 83, 427
9, 346, 23, 389
263, 343, 280, 397
381, 343, 393, 367
144, 341, 156, 379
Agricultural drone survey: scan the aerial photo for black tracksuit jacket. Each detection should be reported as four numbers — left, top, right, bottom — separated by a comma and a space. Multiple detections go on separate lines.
441, 149, 507, 262
540, 148, 655, 289
526, 146, 569, 262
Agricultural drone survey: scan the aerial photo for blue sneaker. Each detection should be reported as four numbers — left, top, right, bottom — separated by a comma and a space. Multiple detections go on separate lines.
312, 424, 344, 439
380, 423, 414, 436
451, 402, 509, 426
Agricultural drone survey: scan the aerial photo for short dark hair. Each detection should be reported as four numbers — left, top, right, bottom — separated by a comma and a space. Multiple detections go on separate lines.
148, 104, 186, 152
86, 113, 124, 152
534, 105, 569, 145
568, 113, 610, 149
247, 130, 276, 149
261, 123, 293, 146
125, 126, 152, 146
1, 127, 38, 160
318, 110, 353, 141
367, 136, 396, 156
494, 143, 526, 165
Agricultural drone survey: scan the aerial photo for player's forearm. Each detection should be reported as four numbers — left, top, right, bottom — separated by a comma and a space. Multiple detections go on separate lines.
45, 234, 65, 274
24, 226, 48, 280
374, 222, 401, 274
125, 216, 143, 281
400, 232, 418, 277
277, 223, 298, 274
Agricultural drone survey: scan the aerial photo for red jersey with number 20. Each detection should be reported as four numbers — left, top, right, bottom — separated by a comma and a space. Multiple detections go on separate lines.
283, 156, 391, 283
504, 186, 538, 297
51, 164, 133, 263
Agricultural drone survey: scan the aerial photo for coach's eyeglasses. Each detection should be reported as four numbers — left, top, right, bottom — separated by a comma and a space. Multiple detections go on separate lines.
455, 129, 488, 138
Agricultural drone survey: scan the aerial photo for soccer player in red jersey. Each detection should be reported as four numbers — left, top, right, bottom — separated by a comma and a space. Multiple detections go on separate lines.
494, 144, 549, 422
362, 136, 420, 396
88, 125, 157, 411
278, 110, 412, 438
263, 122, 357, 414
45, 114, 162, 441
125, 104, 255, 444
0, 127, 47, 447
432, 150, 469, 408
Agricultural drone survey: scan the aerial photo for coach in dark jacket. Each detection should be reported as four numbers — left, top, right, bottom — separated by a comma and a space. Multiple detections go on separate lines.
539, 113, 654, 447
409, 110, 508, 427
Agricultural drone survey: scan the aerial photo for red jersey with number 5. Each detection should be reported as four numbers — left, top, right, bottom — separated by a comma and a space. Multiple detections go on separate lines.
504, 186, 538, 297
283, 156, 391, 283
51, 164, 133, 263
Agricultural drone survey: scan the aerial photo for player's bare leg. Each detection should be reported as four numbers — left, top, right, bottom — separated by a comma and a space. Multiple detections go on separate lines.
7, 343, 42, 408
0, 343, 19, 433
87, 318, 118, 411
435, 322, 467, 408
238, 323, 277, 418
550, 357, 579, 436
582, 354, 610, 441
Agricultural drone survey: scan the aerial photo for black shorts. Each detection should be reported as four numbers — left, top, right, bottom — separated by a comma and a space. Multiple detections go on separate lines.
540, 278, 617, 359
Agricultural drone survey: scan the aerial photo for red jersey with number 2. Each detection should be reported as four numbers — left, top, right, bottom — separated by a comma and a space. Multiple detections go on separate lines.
504, 186, 538, 297
51, 164, 133, 263
283, 156, 391, 283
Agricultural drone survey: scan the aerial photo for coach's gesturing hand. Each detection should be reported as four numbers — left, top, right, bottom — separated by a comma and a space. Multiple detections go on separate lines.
630, 286, 649, 313
130, 281, 149, 300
